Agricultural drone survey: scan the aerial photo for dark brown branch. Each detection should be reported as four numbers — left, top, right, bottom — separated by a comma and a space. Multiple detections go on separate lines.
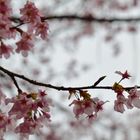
10, 15, 140, 23
0, 66, 139, 92
10, 76, 22, 93
0, 67, 22, 93
42, 15, 140, 23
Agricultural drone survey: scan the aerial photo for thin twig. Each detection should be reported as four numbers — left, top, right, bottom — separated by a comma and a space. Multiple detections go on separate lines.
1, 67, 22, 93
10, 76, 22, 93
0, 66, 139, 92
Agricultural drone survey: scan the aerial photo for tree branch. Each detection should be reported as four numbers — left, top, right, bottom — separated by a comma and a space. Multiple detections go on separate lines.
11, 15, 140, 23
0, 66, 139, 92
10, 76, 22, 93
0, 67, 22, 93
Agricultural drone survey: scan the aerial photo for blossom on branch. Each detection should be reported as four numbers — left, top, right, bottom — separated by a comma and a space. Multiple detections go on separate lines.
0, 0, 16, 39
115, 70, 131, 80
35, 22, 49, 40
0, 0, 49, 59
113, 83, 140, 113
16, 32, 34, 56
20, 1, 41, 24
0, 18, 16, 39
5, 90, 52, 137
20, 1, 49, 40
114, 94, 127, 113
69, 96, 106, 122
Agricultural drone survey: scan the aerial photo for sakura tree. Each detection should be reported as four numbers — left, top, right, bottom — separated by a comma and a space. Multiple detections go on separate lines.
1, 0, 140, 140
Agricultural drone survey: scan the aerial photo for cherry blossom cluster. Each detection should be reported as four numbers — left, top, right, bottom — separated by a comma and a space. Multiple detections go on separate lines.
0, 0, 49, 58
113, 71, 140, 113
1, 65, 140, 139
69, 90, 106, 122
0, 90, 52, 139
0, 0, 16, 58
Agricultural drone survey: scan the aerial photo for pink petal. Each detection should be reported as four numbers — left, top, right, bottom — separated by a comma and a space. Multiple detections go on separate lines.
132, 98, 140, 108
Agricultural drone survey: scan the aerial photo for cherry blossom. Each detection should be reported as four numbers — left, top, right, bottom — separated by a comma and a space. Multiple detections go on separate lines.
5, 90, 52, 137
15, 117, 43, 136
114, 86, 140, 113
0, 0, 15, 39
115, 70, 131, 80
1, 0, 140, 138
0, 18, 14, 39
128, 87, 140, 108
19, 1, 49, 40
0, 0, 12, 18
114, 94, 126, 113
0, 41, 13, 59
16, 32, 34, 56
0, 0, 49, 59
35, 22, 49, 40
69, 97, 105, 121
69, 100, 84, 118
93, 97, 105, 112
20, 1, 41, 25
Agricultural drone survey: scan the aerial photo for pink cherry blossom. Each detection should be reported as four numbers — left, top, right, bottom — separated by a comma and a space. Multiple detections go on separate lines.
15, 118, 43, 135
83, 99, 96, 115
5, 90, 52, 138
35, 22, 49, 39
0, 41, 13, 59
0, 18, 12, 38
0, 0, 15, 39
93, 97, 105, 112
0, 0, 12, 18
114, 94, 126, 113
128, 87, 140, 108
115, 70, 131, 79
0, 15, 16, 39
19, 1, 49, 40
6, 91, 52, 120
20, 1, 41, 24
0, 0, 49, 59
114, 92, 135, 113
69, 100, 84, 118
70, 97, 105, 120
16, 32, 34, 56
5, 92, 33, 119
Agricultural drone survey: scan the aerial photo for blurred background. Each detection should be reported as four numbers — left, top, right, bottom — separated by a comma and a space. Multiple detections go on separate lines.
1, 0, 140, 139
